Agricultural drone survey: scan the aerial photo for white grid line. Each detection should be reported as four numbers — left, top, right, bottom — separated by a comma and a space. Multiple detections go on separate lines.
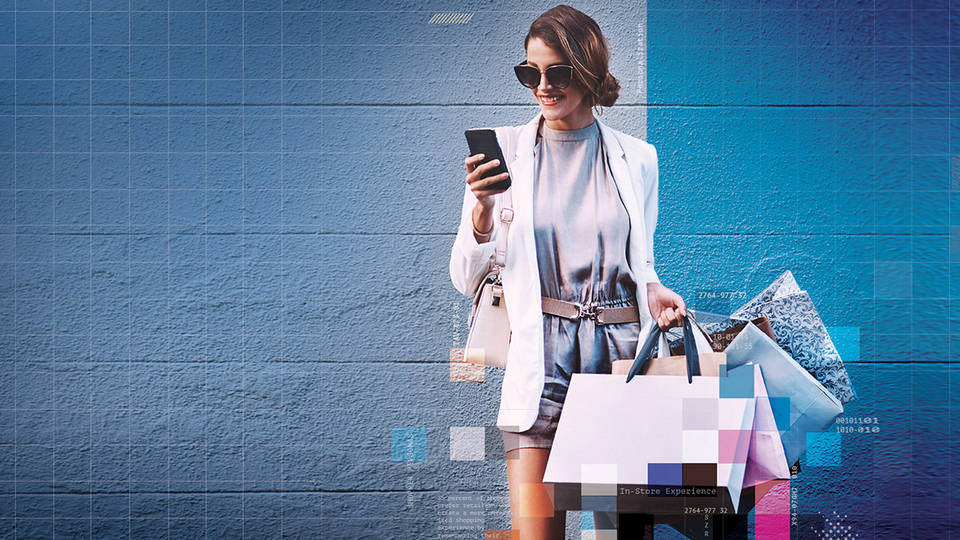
871, 1, 878, 538
51, 4, 56, 537
948, 0, 953, 536
240, 2, 246, 537
279, 0, 285, 535
166, 1, 172, 538
87, 1, 94, 537
12, 4, 15, 538
203, 1, 209, 537
126, 0, 133, 534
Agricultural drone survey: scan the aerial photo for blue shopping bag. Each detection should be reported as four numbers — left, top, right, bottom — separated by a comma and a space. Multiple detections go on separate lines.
724, 322, 844, 466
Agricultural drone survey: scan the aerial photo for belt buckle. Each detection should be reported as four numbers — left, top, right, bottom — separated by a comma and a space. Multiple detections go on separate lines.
576, 303, 598, 320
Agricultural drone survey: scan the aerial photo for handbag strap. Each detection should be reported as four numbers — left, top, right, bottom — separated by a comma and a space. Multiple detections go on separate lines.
492, 186, 513, 270
626, 312, 707, 384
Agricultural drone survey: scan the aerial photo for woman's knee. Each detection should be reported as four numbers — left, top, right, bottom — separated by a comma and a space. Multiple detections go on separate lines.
505, 449, 559, 515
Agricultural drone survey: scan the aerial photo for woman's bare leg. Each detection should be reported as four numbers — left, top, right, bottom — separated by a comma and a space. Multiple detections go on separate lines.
505, 448, 566, 539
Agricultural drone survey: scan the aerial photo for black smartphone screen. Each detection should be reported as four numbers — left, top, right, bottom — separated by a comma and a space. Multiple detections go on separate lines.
464, 129, 511, 192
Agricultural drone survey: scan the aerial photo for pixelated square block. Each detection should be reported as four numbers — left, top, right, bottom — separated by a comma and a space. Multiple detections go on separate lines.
767, 396, 791, 431
518, 481, 555, 518
952, 155, 960, 190
875, 261, 913, 298
755, 513, 790, 538
717, 398, 753, 430
581, 530, 617, 540
715, 462, 744, 488
681, 463, 717, 486
716, 462, 731, 484
589, 510, 617, 531
718, 429, 750, 464
952, 226, 960, 262
755, 480, 790, 514
484, 425, 507, 460
497, 427, 522, 460
682, 397, 718, 430
450, 348, 484, 382
682, 430, 718, 462
827, 326, 860, 363
647, 463, 681, 486
805, 431, 841, 466
580, 495, 616, 513
719, 365, 755, 398
580, 511, 595, 531
391, 427, 426, 462
461, 347, 486, 366
450, 426, 484, 461
581, 464, 617, 496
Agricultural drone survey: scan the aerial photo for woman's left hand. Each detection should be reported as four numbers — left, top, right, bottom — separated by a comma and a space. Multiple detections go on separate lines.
646, 282, 687, 330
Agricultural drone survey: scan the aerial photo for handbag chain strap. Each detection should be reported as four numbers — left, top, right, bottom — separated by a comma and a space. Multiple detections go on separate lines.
491, 117, 530, 276
491, 186, 513, 272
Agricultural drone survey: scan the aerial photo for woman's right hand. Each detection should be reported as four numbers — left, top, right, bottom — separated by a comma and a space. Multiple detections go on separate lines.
464, 153, 510, 206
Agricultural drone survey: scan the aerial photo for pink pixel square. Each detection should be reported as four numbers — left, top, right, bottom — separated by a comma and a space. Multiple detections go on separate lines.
718, 429, 749, 464
755, 513, 789, 538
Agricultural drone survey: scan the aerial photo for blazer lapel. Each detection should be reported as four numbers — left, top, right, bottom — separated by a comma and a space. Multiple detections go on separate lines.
596, 117, 638, 226
597, 117, 657, 360
500, 113, 545, 336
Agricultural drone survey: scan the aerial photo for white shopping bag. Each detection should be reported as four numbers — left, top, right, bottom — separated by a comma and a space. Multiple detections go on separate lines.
542, 361, 789, 514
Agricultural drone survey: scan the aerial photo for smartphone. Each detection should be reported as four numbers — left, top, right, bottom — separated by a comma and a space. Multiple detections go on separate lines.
464, 128, 511, 192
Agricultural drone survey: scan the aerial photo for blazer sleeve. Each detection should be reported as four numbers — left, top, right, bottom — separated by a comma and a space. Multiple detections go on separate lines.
639, 141, 661, 286
449, 177, 500, 296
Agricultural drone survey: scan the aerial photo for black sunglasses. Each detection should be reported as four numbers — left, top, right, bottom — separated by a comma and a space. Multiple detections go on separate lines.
514, 60, 574, 89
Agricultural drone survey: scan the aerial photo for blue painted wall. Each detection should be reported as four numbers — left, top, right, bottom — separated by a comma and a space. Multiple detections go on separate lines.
1, 0, 956, 538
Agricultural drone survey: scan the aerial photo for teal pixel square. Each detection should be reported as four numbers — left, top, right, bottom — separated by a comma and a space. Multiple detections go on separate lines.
580, 511, 594, 531
392, 427, 427, 462
805, 431, 841, 466
719, 364, 755, 398
768, 396, 791, 431
827, 326, 860, 363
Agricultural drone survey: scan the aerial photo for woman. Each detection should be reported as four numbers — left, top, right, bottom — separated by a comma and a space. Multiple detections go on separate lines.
450, 5, 687, 539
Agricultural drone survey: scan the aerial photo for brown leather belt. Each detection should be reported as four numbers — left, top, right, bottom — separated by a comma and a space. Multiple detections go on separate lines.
541, 296, 641, 326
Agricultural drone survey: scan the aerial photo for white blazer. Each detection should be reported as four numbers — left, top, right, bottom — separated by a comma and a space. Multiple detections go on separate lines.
449, 110, 662, 433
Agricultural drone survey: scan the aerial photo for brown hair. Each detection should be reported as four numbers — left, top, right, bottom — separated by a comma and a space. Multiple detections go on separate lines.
523, 4, 620, 112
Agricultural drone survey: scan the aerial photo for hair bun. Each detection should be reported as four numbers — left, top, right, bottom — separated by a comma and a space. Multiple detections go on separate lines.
597, 71, 620, 108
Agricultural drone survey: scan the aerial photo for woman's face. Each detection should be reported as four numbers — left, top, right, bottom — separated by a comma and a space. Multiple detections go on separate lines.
525, 37, 590, 127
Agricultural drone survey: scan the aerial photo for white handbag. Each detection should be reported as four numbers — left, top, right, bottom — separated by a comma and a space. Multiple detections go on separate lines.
464, 187, 514, 369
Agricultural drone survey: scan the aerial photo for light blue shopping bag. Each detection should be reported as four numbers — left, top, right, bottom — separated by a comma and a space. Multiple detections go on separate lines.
724, 322, 843, 466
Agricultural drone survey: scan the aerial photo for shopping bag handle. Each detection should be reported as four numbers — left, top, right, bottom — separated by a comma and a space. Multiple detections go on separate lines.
626, 313, 703, 384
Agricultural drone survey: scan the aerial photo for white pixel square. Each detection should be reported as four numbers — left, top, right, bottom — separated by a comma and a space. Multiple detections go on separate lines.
718, 398, 752, 429
683, 429, 719, 463
449, 426, 485, 461
581, 463, 617, 497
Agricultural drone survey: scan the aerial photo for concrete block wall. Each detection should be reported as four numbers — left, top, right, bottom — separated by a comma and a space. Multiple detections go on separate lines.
0, 0, 956, 538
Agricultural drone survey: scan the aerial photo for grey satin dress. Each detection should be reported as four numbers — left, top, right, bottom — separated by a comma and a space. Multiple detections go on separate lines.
501, 119, 642, 452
